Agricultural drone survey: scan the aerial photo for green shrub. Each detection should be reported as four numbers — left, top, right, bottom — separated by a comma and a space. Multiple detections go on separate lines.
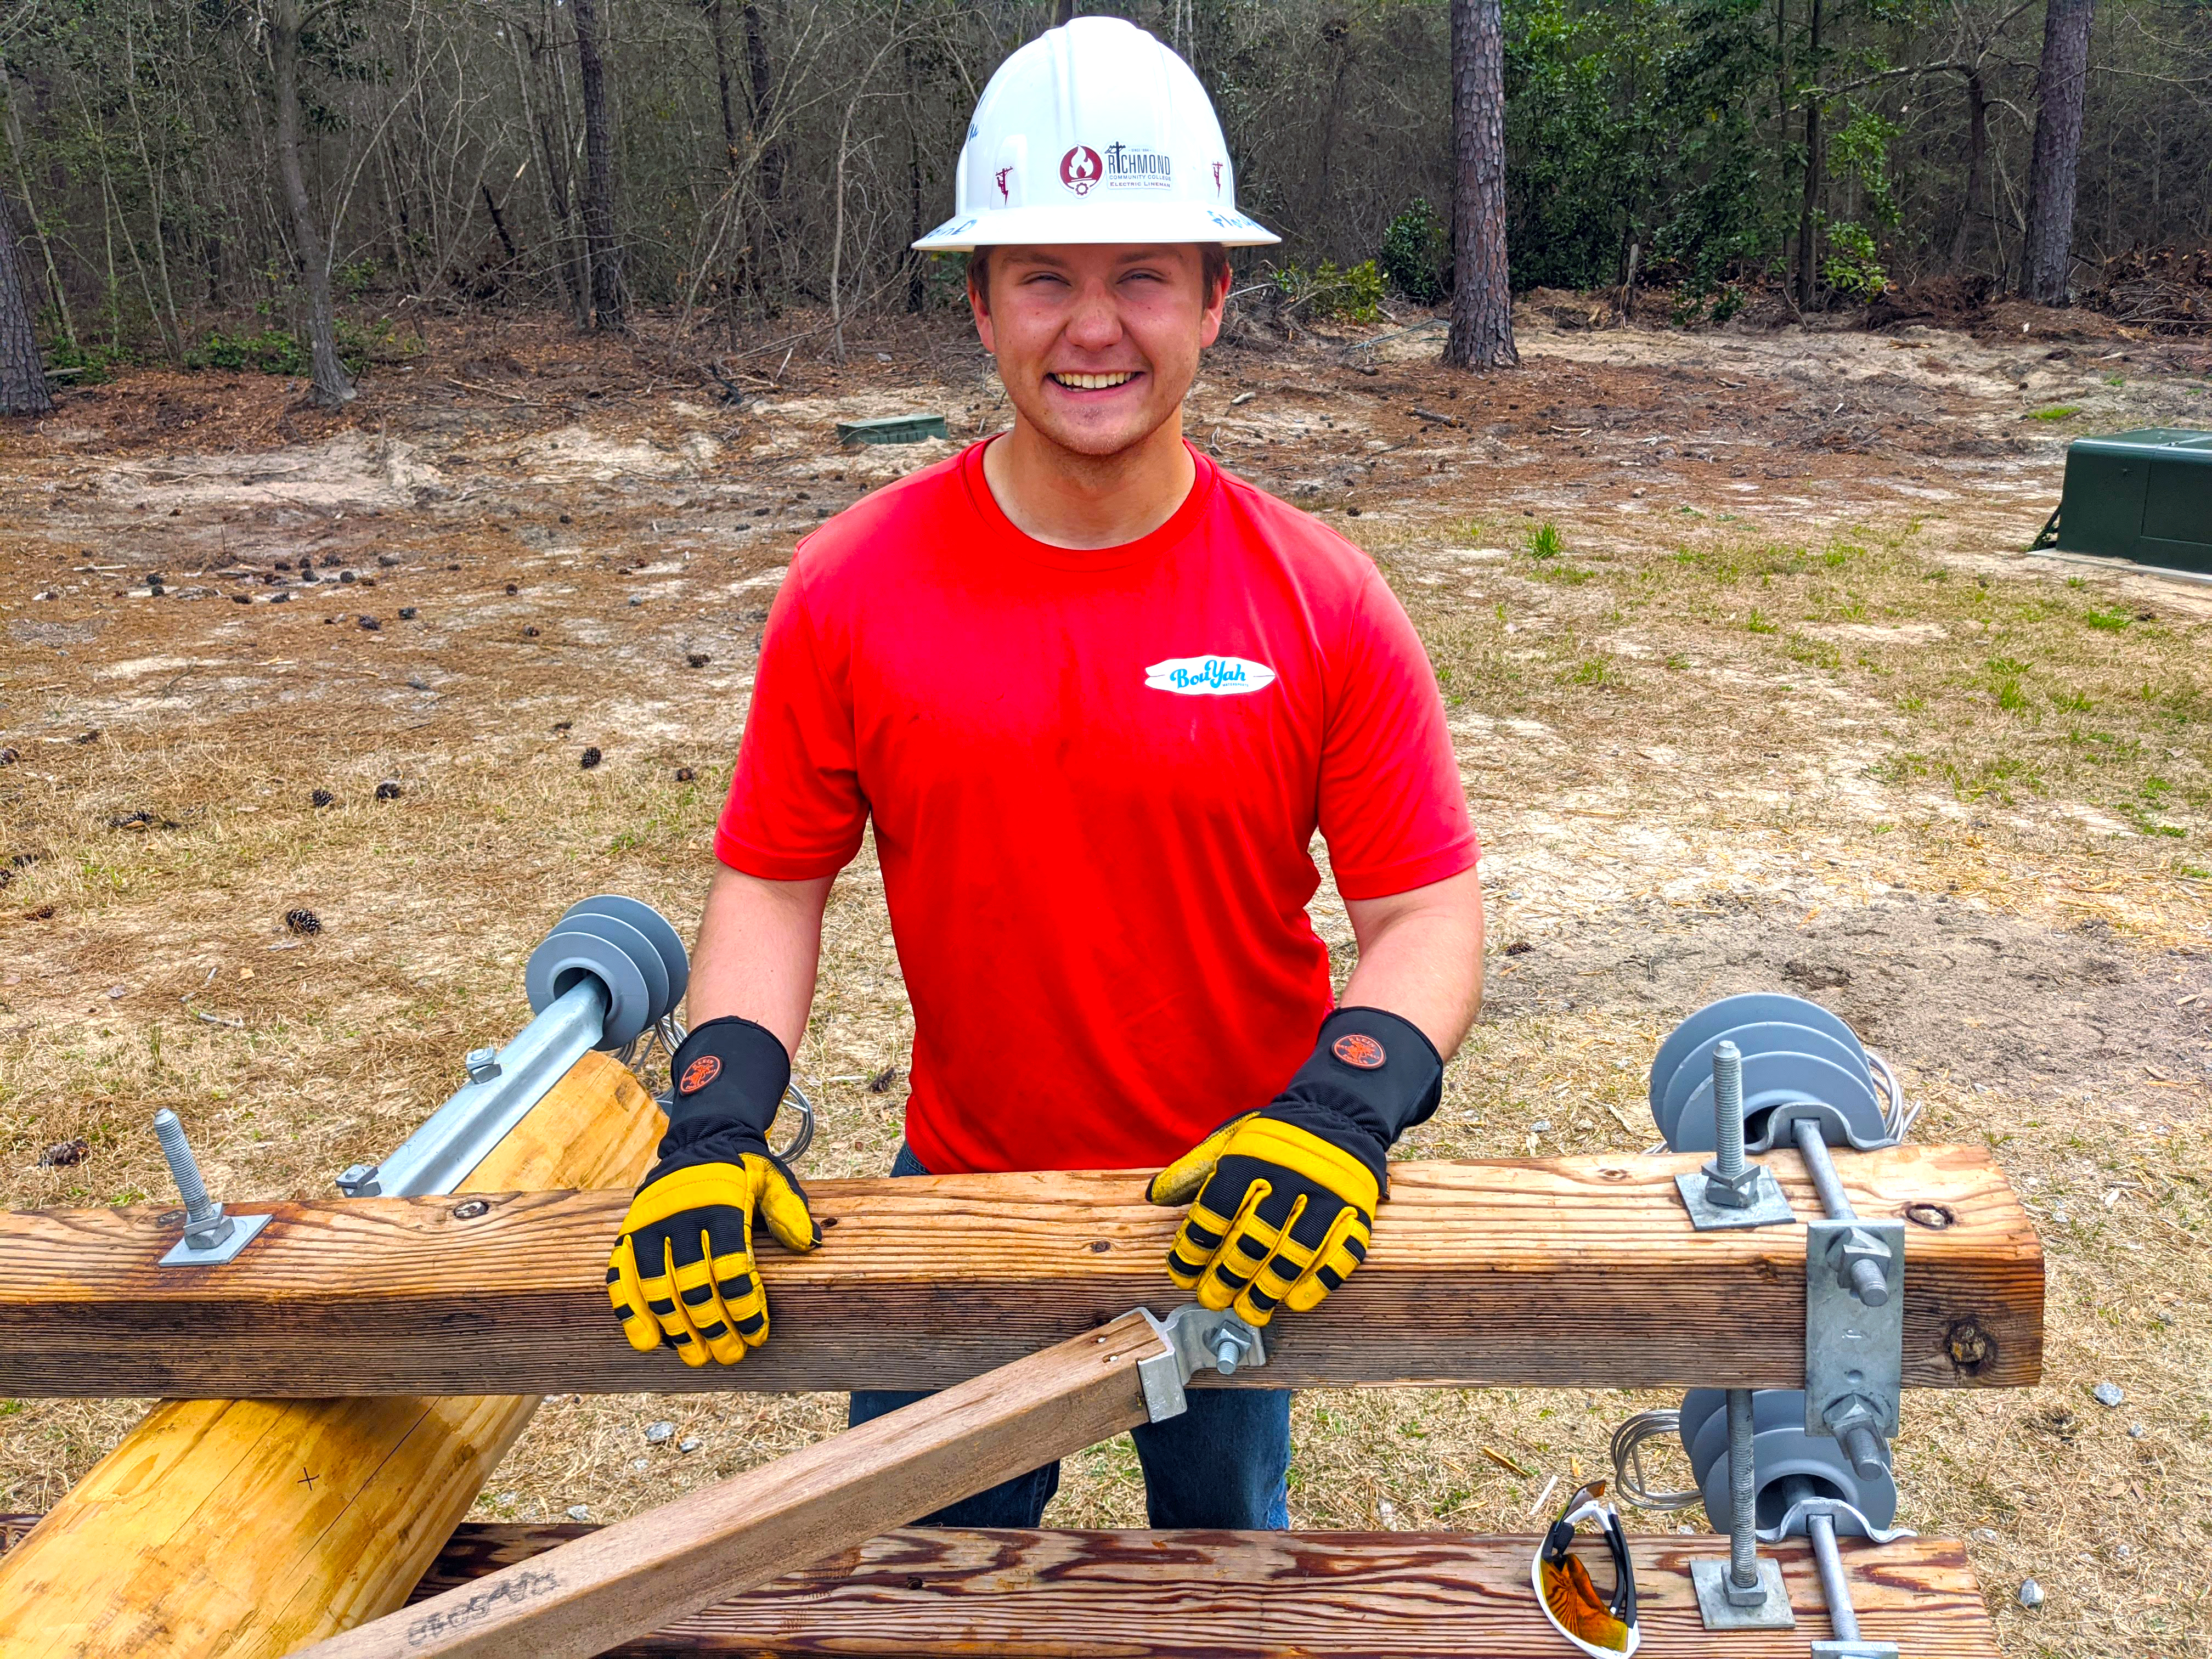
1379, 200, 1448, 304
1526, 521, 1564, 558
190, 328, 310, 375
1819, 221, 1887, 301
185, 317, 404, 378
42, 338, 136, 386
1272, 259, 1385, 324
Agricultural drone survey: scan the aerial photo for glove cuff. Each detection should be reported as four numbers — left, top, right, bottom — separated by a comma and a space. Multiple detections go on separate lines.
660, 1015, 791, 1156
1267, 1006, 1444, 1195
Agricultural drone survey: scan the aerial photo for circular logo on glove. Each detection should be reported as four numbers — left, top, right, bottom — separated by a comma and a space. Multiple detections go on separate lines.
1060, 145, 1102, 195
679, 1055, 722, 1095
1333, 1034, 1386, 1069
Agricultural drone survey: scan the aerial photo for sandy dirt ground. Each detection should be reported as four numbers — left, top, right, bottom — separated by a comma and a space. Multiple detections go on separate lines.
3, 297, 2210, 1656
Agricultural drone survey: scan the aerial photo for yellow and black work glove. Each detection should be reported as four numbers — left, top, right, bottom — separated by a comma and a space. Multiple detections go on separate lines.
1146, 1006, 1442, 1327
605, 1015, 820, 1367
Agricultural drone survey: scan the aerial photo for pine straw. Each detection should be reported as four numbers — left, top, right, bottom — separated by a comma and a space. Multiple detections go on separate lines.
3, 329, 2211, 1656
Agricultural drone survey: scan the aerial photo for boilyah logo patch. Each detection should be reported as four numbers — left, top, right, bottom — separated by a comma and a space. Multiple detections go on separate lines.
1333, 1034, 1386, 1069
1144, 656, 1277, 696
679, 1056, 723, 1095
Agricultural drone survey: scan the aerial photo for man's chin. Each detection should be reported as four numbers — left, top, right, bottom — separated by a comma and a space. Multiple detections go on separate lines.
1014, 406, 1177, 462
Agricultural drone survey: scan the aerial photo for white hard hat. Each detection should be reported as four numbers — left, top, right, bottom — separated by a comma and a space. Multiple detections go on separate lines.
913, 16, 1278, 253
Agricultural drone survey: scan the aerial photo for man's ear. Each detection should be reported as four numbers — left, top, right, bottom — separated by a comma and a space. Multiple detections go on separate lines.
1197, 264, 1231, 350
968, 270, 997, 355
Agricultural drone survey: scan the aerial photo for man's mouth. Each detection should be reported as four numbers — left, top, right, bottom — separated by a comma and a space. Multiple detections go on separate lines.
1048, 371, 1139, 390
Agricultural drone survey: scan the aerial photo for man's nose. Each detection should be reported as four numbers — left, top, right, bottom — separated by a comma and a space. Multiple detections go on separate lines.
1063, 281, 1126, 352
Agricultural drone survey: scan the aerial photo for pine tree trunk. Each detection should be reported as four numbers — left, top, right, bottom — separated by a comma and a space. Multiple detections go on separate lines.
1444, 0, 1516, 370
904, 42, 924, 314
269, 0, 354, 409
0, 190, 51, 415
706, 0, 741, 165
2024, 0, 2095, 304
1950, 69, 1988, 273
742, 3, 783, 210
1793, 0, 1824, 311
572, 0, 624, 331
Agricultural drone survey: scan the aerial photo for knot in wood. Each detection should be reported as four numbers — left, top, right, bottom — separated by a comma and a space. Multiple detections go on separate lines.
1945, 1318, 1994, 1375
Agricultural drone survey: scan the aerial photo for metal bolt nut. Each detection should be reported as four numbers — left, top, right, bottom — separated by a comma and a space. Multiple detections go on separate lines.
1827, 1226, 1893, 1306
465, 1046, 504, 1084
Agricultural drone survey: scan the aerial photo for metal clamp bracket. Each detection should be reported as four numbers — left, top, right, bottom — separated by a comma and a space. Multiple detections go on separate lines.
1135, 1304, 1268, 1424
1751, 1098, 1898, 1155
1805, 1216, 1904, 1446
1759, 1497, 1913, 1659
1756, 1494, 1914, 1547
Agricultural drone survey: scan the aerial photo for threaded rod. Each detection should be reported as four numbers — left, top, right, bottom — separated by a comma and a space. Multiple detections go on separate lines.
154, 1109, 215, 1222
1726, 1387, 1760, 1594
1712, 1041, 1746, 1178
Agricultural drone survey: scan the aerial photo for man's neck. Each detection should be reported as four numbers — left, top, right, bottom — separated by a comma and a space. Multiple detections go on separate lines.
980, 413, 1197, 550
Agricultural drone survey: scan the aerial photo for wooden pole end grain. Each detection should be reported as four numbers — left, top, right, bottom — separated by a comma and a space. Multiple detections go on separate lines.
0, 1146, 2042, 1397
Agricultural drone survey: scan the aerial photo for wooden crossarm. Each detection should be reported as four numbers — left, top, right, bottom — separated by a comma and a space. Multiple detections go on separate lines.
294, 1312, 1173, 1659
0, 1147, 2042, 1397
402, 1522, 1996, 1658
0, 1515, 2008, 1657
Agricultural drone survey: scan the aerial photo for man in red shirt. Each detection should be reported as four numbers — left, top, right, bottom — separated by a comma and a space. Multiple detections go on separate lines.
606, 16, 1483, 1530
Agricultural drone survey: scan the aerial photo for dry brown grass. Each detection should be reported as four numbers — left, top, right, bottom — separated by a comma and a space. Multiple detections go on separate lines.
2, 314, 2209, 1655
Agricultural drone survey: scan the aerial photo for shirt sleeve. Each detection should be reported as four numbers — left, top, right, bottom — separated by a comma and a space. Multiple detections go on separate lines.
714, 561, 871, 880
1316, 567, 1481, 901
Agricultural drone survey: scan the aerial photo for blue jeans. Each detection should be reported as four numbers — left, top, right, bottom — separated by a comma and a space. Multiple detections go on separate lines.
848, 1142, 1293, 1530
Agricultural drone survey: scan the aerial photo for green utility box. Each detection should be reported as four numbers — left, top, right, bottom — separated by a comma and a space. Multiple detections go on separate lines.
836, 413, 950, 447
2033, 428, 2212, 574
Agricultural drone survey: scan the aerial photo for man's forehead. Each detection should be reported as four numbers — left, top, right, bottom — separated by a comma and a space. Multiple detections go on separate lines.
994, 244, 1200, 268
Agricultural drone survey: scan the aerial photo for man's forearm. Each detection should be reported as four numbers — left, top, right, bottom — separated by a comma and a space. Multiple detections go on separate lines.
686, 865, 834, 1056
1340, 866, 1485, 1059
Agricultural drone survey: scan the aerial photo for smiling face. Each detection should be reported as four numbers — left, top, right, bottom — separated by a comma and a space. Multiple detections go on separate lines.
970, 244, 1228, 461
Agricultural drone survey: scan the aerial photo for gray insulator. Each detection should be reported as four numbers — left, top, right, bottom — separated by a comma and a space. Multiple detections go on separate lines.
558, 894, 690, 1012
1679, 1387, 1897, 1536
1657, 1020, 1874, 1148
1649, 994, 1889, 1154
527, 913, 667, 1049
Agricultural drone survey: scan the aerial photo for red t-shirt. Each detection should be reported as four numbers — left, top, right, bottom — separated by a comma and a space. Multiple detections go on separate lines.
716, 440, 1477, 1175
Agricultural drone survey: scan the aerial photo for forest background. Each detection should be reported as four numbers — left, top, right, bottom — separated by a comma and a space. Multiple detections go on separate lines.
0, 0, 2207, 390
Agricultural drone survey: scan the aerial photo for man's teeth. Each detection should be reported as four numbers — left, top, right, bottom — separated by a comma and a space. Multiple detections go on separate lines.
1052, 371, 1135, 389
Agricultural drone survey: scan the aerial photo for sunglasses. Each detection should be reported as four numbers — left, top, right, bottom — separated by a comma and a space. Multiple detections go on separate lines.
1533, 1480, 1641, 1656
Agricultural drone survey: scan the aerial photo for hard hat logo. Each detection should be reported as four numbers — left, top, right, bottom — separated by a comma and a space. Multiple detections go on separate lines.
1212, 162, 1223, 194
995, 166, 1014, 205
1060, 146, 1102, 195
1102, 142, 1172, 190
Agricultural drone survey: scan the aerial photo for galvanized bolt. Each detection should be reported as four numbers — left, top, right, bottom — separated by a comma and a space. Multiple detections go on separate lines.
1211, 1317, 1257, 1376
334, 1163, 381, 1198
465, 1046, 503, 1084
1713, 1041, 1745, 1177
1701, 1041, 1764, 1210
1724, 1387, 1767, 1603
1821, 1393, 1892, 1479
154, 1109, 234, 1252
